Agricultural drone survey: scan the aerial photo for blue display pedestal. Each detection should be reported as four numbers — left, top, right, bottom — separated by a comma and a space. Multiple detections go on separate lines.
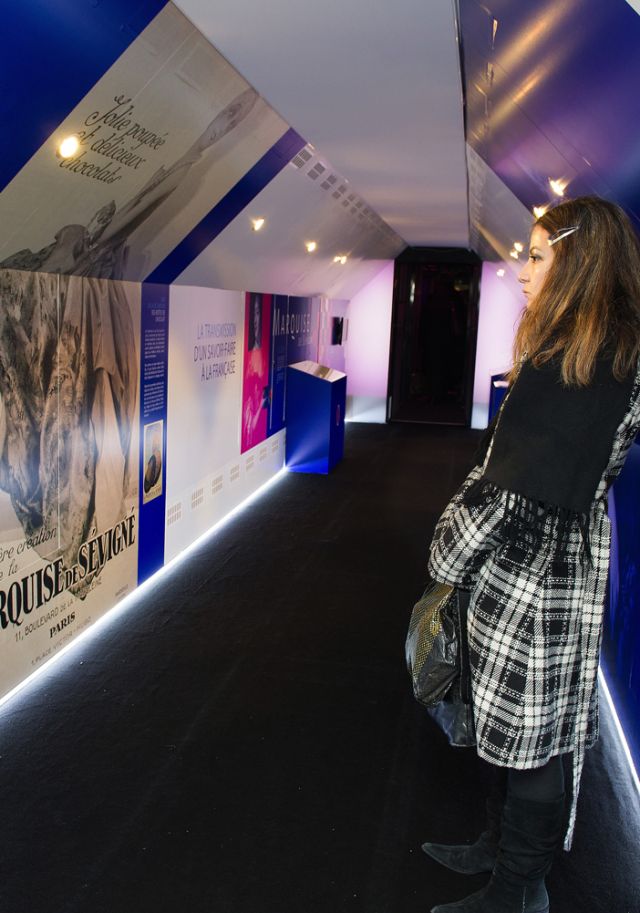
285, 361, 346, 474
488, 372, 509, 422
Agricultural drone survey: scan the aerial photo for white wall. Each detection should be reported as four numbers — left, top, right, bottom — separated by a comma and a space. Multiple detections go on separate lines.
344, 261, 394, 422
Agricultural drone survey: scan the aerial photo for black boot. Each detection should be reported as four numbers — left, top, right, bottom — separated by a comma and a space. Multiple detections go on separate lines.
422, 793, 503, 875
430, 793, 565, 913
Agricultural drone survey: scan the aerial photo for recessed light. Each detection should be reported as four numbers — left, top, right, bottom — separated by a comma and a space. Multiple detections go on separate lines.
513, 242, 524, 253
58, 135, 80, 159
549, 178, 568, 197
533, 205, 548, 219
509, 249, 519, 260
333, 255, 347, 265
497, 268, 505, 277
251, 218, 265, 232
305, 241, 317, 253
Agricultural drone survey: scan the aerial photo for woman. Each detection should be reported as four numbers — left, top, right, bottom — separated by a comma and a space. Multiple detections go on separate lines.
424, 196, 640, 913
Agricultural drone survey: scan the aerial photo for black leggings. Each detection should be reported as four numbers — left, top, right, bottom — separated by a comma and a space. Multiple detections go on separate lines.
481, 755, 565, 804
509, 755, 565, 802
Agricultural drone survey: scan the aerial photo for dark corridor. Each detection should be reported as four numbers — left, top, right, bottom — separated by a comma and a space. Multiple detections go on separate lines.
388, 249, 481, 426
0, 425, 637, 913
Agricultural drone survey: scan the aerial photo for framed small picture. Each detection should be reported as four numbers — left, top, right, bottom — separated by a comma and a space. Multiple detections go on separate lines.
142, 420, 163, 504
331, 316, 344, 346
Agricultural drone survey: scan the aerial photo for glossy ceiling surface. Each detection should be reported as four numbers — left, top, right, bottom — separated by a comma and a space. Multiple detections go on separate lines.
460, 0, 640, 259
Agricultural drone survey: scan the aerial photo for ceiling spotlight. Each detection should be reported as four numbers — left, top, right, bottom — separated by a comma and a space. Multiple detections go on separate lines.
497, 268, 505, 277
513, 242, 524, 253
305, 241, 317, 253
509, 249, 519, 260
57, 135, 80, 159
333, 255, 347, 265
549, 178, 568, 197
251, 218, 265, 232
533, 205, 548, 219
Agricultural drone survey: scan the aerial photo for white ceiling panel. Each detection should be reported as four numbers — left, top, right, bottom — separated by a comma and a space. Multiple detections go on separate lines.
174, 145, 405, 298
173, 0, 469, 247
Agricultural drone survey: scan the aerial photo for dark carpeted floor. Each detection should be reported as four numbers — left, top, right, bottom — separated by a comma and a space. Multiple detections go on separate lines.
0, 424, 638, 913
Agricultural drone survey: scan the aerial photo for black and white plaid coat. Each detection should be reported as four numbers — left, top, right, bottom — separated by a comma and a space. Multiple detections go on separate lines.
428, 360, 640, 849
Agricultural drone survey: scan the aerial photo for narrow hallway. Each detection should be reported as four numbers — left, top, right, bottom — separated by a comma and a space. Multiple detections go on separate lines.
0, 425, 637, 913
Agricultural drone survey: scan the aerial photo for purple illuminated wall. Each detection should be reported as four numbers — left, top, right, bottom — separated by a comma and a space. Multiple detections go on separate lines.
344, 262, 394, 423
471, 262, 523, 428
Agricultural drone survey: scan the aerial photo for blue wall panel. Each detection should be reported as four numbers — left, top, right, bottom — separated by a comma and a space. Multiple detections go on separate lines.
138, 282, 170, 584
604, 445, 640, 772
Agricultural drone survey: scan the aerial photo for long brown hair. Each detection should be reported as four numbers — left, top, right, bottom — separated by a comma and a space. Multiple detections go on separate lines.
513, 196, 640, 385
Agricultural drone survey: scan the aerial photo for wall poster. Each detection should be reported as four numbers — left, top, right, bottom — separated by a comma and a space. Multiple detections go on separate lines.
268, 294, 289, 437
286, 296, 320, 366
0, 268, 140, 699
0, 4, 289, 285
241, 292, 272, 454
138, 282, 169, 583
264, 294, 321, 441
165, 285, 244, 562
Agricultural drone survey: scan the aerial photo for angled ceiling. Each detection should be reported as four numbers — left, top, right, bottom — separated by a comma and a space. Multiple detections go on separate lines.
172, 0, 640, 273
173, 0, 470, 248
0, 2, 406, 298
3, 0, 639, 296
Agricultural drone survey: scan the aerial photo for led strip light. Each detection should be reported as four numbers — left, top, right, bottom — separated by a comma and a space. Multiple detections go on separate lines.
598, 667, 640, 796
0, 468, 288, 712
3, 463, 639, 809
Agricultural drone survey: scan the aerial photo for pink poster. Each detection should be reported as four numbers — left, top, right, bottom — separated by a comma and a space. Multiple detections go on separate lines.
241, 292, 272, 453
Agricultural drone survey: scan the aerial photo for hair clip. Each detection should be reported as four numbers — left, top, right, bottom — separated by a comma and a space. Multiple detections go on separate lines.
547, 225, 580, 246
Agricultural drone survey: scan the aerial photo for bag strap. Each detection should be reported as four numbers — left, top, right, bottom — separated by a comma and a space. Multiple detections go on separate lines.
456, 589, 472, 705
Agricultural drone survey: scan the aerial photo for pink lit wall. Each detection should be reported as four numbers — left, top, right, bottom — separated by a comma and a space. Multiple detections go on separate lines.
318, 298, 348, 374
344, 262, 395, 422
472, 261, 524, 428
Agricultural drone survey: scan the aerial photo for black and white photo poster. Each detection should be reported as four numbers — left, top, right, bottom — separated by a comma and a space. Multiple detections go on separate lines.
0, 268, 140, 699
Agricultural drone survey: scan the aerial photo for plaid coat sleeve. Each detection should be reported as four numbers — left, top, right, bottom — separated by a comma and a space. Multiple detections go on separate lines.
428, 464, 508, 587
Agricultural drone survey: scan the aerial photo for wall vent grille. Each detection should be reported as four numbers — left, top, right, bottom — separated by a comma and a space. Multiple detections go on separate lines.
307, 162, 326, 180
292, 146, 313, 168
191, 487, 204, 509
167, 502, 182, 526
291, 146, 402, 251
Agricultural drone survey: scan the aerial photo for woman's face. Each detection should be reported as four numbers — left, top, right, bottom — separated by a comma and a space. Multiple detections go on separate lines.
518, 225, 555, 306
